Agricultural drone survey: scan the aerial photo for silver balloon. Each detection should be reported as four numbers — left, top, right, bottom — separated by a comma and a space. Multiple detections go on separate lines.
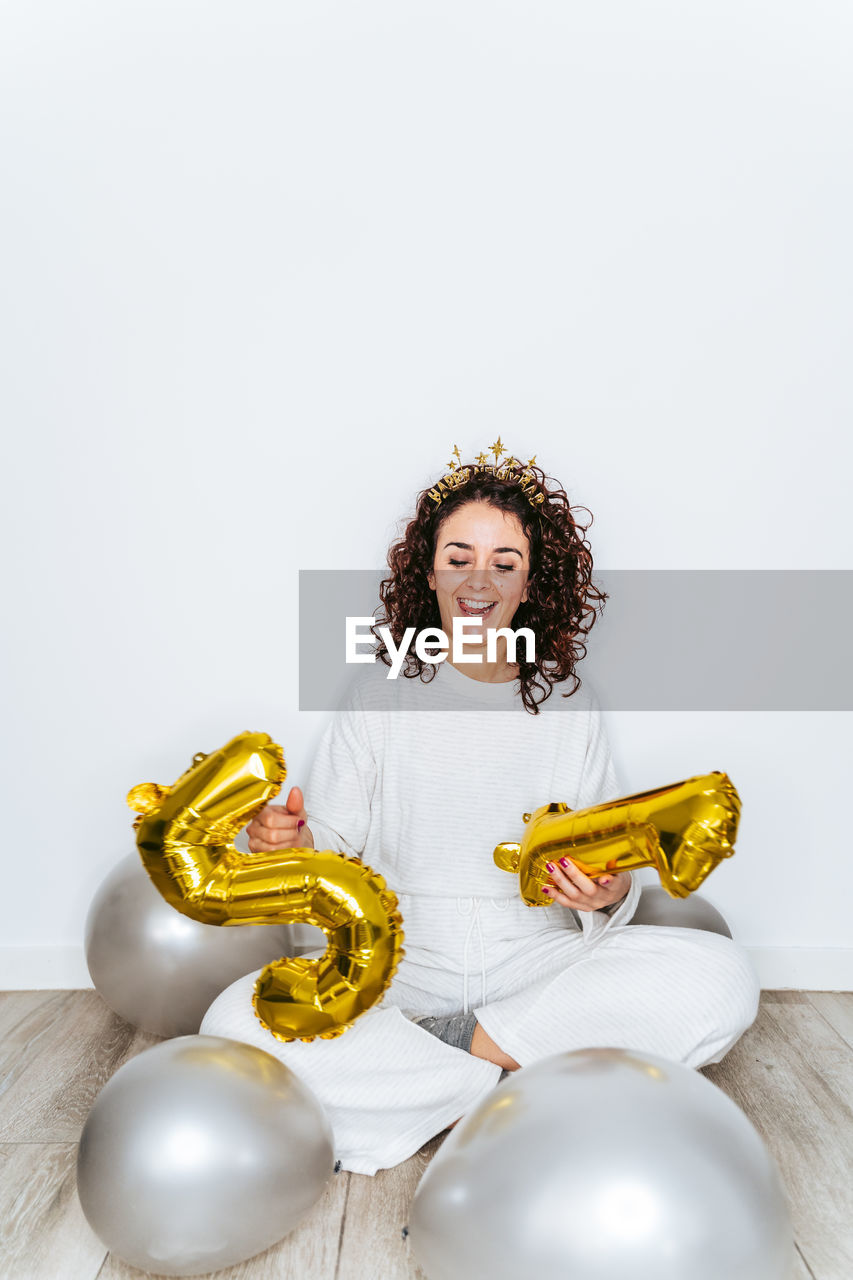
631, 885, 733, 937
85, 854, 318, 1036
409, 1048, 792, 1280
76, 1034, 334, 1276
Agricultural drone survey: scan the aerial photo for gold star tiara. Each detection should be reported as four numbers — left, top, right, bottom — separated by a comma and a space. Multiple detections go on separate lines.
427, 438, 545, 507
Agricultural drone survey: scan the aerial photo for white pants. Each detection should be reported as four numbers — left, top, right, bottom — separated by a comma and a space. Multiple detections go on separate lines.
200, 894, 760, 1175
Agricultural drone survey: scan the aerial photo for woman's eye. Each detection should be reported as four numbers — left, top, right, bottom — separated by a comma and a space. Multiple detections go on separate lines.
446, 559, 516, 572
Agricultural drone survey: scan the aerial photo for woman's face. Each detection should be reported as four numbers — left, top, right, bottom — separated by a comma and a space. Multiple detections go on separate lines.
427, 500, 531, 650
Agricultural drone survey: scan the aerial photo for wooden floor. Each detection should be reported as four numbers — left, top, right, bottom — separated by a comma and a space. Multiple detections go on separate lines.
0, 991, 851, 1280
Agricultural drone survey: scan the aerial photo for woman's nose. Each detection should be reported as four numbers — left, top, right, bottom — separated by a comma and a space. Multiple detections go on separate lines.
464, 566, 491, 589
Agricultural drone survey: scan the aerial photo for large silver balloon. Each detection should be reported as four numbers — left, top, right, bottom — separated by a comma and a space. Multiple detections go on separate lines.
409, 1048, 792, 1280
631, 885, 733, 937
76, 1034, 334, 1276
85, 854, 319, 1036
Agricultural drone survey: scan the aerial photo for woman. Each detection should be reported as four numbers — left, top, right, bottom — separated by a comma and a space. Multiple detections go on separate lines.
201, 450, 759, 1175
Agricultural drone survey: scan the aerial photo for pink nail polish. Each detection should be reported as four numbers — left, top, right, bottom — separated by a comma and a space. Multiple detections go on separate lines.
297, 820, 305, 830
541, 886, 550, 895
545, 861, 555, 872
559, 858, 570, 868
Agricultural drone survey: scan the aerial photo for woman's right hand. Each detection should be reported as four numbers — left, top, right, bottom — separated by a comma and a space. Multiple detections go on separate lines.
246, 786, 315, 852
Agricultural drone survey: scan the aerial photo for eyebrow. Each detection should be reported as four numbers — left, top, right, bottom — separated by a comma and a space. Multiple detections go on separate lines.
442, 541, 524, 557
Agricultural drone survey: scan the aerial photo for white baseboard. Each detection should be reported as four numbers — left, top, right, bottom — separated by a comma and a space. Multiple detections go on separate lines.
0, 947, 94, 990
745, 947, 853, 992
0, 945, 851, 993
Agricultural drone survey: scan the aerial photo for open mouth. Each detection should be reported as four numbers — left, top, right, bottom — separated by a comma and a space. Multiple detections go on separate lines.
456, 597, 497, 618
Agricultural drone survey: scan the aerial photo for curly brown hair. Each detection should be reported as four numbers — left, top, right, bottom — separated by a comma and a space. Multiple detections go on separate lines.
372, 458, 606, 713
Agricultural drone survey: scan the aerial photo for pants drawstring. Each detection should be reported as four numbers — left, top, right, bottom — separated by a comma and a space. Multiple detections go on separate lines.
458, 897, 488, 1015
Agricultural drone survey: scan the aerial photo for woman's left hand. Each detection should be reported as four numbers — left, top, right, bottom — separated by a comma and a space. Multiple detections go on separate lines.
541, 860, 631, 912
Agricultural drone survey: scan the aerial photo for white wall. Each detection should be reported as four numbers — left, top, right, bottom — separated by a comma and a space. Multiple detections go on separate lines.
1, 1, 851, 989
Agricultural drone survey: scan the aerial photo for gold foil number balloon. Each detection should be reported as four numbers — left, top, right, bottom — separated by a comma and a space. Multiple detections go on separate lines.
127, 732, 404, 1042
494, 772, 740, 902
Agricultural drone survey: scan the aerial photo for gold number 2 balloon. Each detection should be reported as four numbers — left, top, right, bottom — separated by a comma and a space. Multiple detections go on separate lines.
126, 732, 404, 1042
494, 772, 740, 902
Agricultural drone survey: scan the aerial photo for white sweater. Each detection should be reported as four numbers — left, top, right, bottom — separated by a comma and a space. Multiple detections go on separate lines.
304, 659, 634, 918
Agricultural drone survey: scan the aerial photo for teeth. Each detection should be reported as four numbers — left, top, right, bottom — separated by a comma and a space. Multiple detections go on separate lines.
459, 599, 495, 612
